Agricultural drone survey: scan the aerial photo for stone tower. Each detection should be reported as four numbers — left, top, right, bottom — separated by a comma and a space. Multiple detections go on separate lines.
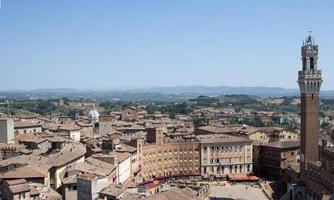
0, 118, 14, 144
298, 33, 322, 173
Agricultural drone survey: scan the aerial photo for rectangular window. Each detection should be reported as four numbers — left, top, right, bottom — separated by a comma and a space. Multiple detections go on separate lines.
19, 193, 25, 200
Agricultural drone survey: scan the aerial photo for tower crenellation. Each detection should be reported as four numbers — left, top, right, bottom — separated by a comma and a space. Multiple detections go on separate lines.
298, 34, 322, 95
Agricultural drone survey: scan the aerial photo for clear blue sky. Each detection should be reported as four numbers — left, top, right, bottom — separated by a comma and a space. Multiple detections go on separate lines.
1, 0, 334, 90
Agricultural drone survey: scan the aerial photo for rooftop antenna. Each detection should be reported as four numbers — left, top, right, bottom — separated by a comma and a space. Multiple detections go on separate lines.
308, 29, 313, 36
305, 29, 314, 45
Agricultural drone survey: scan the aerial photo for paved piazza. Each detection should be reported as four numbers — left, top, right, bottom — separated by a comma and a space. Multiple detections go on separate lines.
209, 183, 269, 200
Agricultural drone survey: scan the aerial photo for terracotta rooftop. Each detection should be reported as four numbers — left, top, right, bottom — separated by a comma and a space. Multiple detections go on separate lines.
0, 165, 48, 179
117, 126, 145, 131
75, 121, 93, 128
0, 141, 85, 171
5, 179, 30, 194
57, 122, 81, 131
16, 133, 47, 144
100, 184, 127, 198
197, 134, 252, 144
244, 127, 288, 135
260, 140, 300, 149
85, 157, 116, 172
78, 172, 98, 180
46, 142, 86, 167
117, 192, 142, 200
5, 179, 27, 186
0, 154, 51, 171
42, 122, 59, 131
107, 151, 132, 163
14, 121, 42, 129
115, 144, 137, 153
63, 160, 115, 181
28, 182, 62, 200
61, 174, 77, 185
197, 125, 236, 134
45, 135, 67, 143
142, 180, 160, 190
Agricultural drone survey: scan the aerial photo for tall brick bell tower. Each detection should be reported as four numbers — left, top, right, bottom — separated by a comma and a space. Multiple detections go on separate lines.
298, 32, 322, 174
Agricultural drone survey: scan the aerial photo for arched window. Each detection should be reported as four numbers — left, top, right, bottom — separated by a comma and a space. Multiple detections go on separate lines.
303, 58, 306, 70
310, 57, 315, 70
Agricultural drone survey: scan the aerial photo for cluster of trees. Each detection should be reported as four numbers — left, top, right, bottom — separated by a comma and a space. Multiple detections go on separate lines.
145, 102, 193, 119
12, 100, 57, 115
188, 96, 219, 107
229, 116, 267, 127
192, 116, 208, 128
8, 98, 84, 119
66, 108, 85, 119
99, 101, 128, 114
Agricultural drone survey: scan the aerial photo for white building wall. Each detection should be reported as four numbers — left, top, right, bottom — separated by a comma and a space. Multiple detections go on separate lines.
15, 126, 42, 134
201, 142, 253, 176
91, 177, 109, 200
54, 156, 85, 189
70, 130, 81, 142
117, 156, 131, 184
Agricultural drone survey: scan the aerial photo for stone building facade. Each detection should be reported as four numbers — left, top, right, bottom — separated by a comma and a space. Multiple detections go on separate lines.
254, 141, 300, 177
121, 106, 139, 122
77, 173, 109, 200
98, 115, 113, 137
140, 126, 255, 181
303, 141, 334, 199
247, 127, 299, 143
14, 121, 42, 135
198, 134, 253, 178
141, 127, 201, 180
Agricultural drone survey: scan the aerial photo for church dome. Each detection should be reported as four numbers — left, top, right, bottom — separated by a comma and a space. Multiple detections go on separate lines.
88, 106, 100, 123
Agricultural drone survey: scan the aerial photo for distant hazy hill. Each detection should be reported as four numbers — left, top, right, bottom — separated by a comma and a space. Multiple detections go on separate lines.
130, 86, 300, 96
1, 86, 334, 100
129, 86, 334, 97
30, 88, 80, 93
